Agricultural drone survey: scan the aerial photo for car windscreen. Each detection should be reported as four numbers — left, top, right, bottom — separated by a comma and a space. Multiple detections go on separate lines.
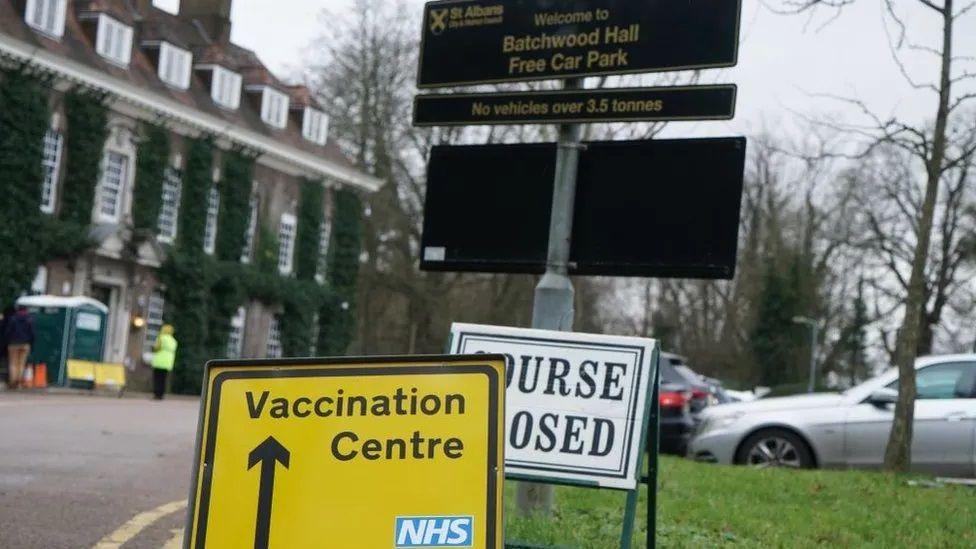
660, 364, 685, 385
674, 365, 703, 384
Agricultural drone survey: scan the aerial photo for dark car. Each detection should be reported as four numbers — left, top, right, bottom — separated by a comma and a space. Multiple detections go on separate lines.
656, 353, 707, 455
658, 380, 695, 455
700, 374, 734, 405
668, 362, 718, 416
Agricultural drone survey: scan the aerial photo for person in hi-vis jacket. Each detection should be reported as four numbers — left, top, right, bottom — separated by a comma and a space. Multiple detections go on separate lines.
151, 324, 177, 400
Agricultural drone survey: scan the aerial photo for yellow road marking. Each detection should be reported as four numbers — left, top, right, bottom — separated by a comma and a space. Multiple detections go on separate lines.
92, 500, 186, 549
162, 528, 183, 549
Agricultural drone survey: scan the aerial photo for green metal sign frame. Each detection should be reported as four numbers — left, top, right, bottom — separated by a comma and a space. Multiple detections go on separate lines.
485, 347, 660, 549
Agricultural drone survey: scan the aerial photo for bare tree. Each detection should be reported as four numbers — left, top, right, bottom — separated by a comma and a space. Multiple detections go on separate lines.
306, 0, 470, 355
305, 0, 708, 361
847, 133, 976, 361
780, 0, 976, 471
594, 132, 862, 388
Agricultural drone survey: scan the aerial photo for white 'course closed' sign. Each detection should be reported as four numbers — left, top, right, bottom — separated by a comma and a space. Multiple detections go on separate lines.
449, 323, 657, 490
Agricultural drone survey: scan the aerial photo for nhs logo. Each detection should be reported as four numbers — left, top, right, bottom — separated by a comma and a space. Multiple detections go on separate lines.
395, 515, 473, 547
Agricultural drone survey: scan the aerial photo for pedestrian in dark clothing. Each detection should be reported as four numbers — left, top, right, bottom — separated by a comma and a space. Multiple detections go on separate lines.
0, 305, 11, 387
4, 306, 34, 389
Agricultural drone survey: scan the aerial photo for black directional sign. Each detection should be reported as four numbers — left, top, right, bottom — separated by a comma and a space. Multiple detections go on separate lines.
418, 0, 742, 88
248, 437, 290, 549
414, 84, 737, 126
420, 137, 748, 279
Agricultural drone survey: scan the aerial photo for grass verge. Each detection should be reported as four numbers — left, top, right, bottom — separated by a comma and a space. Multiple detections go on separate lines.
504, 456, 976, 548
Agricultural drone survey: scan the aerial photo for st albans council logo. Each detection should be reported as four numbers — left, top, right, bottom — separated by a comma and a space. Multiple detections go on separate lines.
429, 8, 449, 34
429, 4, 504, 35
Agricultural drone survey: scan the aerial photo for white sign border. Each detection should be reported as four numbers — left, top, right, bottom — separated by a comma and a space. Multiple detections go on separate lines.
449, 323, 657, 491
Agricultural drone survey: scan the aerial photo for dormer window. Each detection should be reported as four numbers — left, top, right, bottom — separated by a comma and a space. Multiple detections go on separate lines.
260, 88, 289, 129
210, 66, 242, 110
158, 42, 192, 90
25, 0, 66, 38
95, 14, 133, 66
302, 108, 329, 145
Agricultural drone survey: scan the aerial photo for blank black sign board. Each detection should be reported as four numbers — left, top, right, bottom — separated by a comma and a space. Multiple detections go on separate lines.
421, 143, 556, 273
420, 137, 747, 279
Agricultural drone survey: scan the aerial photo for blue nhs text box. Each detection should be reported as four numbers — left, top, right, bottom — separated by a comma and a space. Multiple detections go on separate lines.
395, 516, 474, 547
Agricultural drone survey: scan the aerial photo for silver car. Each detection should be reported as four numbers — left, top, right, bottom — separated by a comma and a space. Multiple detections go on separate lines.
689, 354, 976, 476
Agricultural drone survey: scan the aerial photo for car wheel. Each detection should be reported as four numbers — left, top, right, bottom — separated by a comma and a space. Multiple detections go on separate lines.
735, 428, 814, 469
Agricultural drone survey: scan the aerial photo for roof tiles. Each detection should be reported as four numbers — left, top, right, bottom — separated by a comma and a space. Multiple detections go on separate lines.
0, 0, 357, 175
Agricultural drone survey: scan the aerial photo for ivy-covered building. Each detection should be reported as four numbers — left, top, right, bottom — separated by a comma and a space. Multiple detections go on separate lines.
0, 0, 378, 392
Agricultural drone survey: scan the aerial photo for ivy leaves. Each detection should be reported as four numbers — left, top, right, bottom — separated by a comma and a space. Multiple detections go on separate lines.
215, 149, 256, 262
131, 123, 169, 233
60, 91, 109, 226
0, 69, 50, 306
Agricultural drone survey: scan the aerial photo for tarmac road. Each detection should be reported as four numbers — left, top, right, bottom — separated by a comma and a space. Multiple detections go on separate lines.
0, 391, 199, 548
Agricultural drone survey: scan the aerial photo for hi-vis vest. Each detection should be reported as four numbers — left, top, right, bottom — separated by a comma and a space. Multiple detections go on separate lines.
152, 333, 177, 371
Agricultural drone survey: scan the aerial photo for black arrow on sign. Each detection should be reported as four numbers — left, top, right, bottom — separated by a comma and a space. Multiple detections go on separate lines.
248, 436, 290, 549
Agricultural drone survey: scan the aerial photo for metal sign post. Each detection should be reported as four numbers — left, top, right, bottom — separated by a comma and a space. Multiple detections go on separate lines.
518, 77, 583, 514
414, 0, 744, 543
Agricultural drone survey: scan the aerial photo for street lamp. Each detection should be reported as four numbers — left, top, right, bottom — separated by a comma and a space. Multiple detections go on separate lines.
792, 316, 820, 393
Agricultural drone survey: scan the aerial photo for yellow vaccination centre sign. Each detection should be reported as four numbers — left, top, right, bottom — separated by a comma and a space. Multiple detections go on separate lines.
184, 355, 506, 549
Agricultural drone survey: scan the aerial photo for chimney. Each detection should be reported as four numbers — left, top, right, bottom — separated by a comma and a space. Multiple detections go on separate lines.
179, 0, 233, 43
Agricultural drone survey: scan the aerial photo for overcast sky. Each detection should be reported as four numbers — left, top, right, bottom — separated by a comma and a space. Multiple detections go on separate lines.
158, 0, 975, 136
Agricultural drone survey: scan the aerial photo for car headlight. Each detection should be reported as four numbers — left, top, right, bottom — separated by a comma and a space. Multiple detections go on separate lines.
697, 412, 744, 435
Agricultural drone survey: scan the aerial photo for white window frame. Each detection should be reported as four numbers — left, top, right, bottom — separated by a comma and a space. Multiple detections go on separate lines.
203, 186, 220, 255
210, 66, 242, 110
143, 291, 165, 355
315, 217, 332, 283
39, 129, 63, 214
24, 0, 66, 39
241, 194, 259, 263
157, 167, 182, 243
260, 87, 290, 129
309, 312, 320, 356
302, 108, 329, 145
277, 213, 297, 275
226, 306, 247, 358
31, 266, 48, 295
95, 14, 133, 66
97, 150, 130, 223
158, 42, 192, 90
266, 316, 282, 359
